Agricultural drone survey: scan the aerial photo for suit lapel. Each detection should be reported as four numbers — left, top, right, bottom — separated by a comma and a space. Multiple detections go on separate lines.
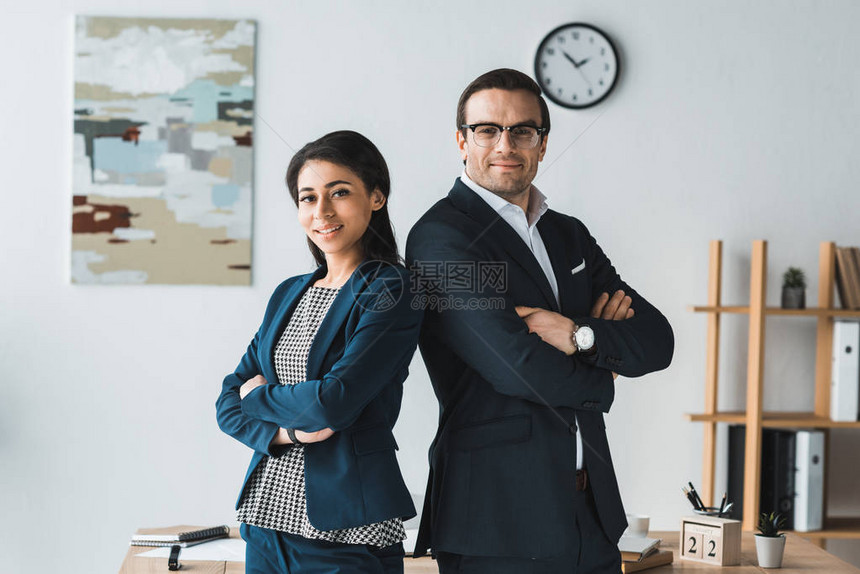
263, 262, 389, 384
536, 214, 577, 315
261, 268, 324, 384
448, 179, 559, 313
305, 261, 382, 380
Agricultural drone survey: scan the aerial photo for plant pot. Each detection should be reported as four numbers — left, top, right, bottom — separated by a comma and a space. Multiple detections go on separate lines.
755, 534, 786, 568
781, 287, 805, 309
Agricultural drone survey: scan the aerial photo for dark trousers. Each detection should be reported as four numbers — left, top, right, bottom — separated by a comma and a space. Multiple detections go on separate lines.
240, 523, 404, 574
435, 484, 622, 574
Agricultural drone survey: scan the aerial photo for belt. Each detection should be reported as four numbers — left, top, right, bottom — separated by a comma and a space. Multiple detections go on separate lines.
576, 469, 588, 491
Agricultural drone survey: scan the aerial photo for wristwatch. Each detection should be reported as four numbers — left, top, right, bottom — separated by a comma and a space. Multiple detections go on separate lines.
572, 324, 596, 355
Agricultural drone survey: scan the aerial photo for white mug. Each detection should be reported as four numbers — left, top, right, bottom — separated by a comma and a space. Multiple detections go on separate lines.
626, 514, 650, 537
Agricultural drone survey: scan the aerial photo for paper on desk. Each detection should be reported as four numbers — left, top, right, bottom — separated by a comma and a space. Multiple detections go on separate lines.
141, 530, 418, 561
138, 537, 245, 562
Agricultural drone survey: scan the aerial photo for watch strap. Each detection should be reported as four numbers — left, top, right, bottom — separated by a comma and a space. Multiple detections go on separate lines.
573, 324, 598, 356
168, 545, 182, 571
287, 428, 303, 445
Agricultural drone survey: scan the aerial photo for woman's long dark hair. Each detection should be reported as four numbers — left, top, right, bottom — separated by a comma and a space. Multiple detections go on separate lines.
285, 130, 400, 267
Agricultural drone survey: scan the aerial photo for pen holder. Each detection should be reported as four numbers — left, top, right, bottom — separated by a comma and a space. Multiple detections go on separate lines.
693, 507, 729, 518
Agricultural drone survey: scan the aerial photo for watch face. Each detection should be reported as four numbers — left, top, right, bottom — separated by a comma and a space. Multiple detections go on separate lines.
575, 326, 595, 350
534, 23, 619, 109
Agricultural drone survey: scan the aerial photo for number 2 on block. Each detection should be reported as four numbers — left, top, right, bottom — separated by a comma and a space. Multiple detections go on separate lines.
687, 534, 704, 559
703, 535, 721, 561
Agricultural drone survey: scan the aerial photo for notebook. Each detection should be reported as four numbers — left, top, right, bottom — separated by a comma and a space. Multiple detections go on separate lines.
130, 525, 230, 547
618, 535, 662, 561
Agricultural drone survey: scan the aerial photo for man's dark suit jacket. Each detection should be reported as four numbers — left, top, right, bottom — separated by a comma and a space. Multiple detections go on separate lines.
406, 179, 674, 559
216, 261, 422, 531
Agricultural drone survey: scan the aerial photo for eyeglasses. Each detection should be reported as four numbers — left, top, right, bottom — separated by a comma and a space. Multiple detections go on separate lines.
460, 123, 547, 149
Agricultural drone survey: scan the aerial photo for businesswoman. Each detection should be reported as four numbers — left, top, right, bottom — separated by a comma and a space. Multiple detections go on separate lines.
216, 130, 421, 573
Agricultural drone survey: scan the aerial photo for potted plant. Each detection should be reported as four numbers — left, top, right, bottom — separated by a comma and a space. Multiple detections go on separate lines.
755, 511, 787, 568
781, 267, 806, 309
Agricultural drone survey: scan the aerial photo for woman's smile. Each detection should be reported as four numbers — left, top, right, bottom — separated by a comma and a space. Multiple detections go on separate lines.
314, 224, 344, 238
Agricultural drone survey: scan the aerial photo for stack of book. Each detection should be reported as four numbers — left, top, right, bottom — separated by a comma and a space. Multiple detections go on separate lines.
130, 525, 230, 547
618, 536, 673, 573
835, 246, 860, 309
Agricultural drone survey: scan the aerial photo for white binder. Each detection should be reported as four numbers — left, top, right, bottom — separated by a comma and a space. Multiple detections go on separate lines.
793, 430, 825, 532
831, 321, 860, 422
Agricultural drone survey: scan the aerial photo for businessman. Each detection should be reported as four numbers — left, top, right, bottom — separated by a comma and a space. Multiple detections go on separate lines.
406, 68, 674, 573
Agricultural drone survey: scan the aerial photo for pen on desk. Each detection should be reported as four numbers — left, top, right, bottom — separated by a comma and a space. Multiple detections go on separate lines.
719, 492, 728, 514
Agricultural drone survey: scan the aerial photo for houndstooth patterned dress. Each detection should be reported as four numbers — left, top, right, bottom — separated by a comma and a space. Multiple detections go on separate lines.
237, 285, 405, 547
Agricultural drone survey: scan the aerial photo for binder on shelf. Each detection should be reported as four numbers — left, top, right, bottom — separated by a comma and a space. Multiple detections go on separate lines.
794, 430, 825, 532
726, 426, 796, 529
726, 425, 745, 522
760, 429, 796, 530
831, 321, 860, 422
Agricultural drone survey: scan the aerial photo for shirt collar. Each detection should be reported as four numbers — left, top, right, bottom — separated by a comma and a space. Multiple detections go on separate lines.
460, 169, 548, 227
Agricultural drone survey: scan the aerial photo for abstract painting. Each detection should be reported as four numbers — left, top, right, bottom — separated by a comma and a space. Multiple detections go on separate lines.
72, 17, 256, 285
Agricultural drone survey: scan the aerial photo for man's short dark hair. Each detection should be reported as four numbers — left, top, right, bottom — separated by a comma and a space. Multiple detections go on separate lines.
456, 68, 551, 136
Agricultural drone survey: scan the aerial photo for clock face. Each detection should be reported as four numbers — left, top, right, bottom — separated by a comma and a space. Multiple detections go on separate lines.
534, 23, 619, 109
576, 326, 594, 350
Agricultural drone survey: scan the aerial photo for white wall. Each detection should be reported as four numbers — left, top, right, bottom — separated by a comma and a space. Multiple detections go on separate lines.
1, 1, 859, 572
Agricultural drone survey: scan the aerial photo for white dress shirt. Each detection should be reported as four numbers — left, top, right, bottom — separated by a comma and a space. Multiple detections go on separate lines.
460, 170, 583, 470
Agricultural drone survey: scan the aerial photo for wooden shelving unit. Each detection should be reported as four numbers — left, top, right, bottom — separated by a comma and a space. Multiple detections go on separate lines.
687, 412, 860, 428
687, 240, 860, 546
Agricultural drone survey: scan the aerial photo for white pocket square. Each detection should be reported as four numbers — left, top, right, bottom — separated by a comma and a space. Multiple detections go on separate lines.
571, 260, 586, 275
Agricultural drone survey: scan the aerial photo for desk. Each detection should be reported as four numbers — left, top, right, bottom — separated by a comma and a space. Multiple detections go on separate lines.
643, 531, 859, 572
118, 526, 436, 574
120, 528, 859, 573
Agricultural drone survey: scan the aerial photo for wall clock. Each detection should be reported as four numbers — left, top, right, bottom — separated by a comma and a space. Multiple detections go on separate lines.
534, 23, 620, 109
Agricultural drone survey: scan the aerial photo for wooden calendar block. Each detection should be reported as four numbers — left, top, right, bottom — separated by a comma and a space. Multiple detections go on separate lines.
704, 529, 722, 561
685, 532, 704, 559
680, 515, 741, 566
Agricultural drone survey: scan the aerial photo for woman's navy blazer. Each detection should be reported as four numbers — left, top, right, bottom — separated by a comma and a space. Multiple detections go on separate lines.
216, 260, 422, 531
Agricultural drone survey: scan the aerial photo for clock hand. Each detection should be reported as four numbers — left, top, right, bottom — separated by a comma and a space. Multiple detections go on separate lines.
572, 61, 592, 87
561, 50, 593, 87
562, 50, 579, 67
563, 51, 592, 68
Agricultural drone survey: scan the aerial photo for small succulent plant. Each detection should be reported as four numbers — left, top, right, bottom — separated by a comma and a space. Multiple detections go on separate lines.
782, 267, 806, 289
757, 511, 786, 537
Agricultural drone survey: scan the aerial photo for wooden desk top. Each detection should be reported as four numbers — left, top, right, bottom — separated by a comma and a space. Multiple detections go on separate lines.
118, 526, 436, 574
120, 526, 243, 574
120, 527, 860, 573
646, 530, 859, 572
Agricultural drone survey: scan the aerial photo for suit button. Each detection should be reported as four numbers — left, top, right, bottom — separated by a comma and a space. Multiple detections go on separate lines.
569, 423, 577, 434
